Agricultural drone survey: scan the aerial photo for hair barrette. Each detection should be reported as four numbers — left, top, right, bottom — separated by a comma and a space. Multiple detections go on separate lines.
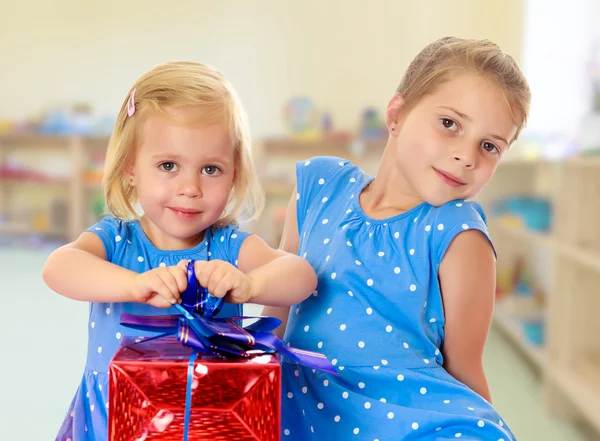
127, 88, 136, 117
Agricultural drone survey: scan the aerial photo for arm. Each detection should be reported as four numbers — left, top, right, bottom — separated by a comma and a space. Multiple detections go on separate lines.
238, 238, 314, 307
438, 230, 495, 403
42, 232, 137, 303
262, 187, 300, 336
238, 187, 314, 306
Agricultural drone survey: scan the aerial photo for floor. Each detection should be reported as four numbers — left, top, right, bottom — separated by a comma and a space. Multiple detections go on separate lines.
0, 248, 592, 441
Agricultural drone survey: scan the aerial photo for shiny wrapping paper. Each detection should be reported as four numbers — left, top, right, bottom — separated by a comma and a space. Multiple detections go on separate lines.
108, 336, 280, 441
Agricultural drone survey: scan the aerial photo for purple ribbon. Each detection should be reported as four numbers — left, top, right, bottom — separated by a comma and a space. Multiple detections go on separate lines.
119, 260, 338, 373
119, 307, 337, 374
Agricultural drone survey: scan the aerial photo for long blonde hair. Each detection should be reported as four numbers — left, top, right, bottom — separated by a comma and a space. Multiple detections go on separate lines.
103, 61, 264, 226
397, 37, 531, 142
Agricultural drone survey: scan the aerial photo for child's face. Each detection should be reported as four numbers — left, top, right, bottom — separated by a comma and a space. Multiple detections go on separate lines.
130, 109, 236, 247
391, 73, 518, 206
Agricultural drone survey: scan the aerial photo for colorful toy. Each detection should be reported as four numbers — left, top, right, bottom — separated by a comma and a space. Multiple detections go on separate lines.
491, 196, 552, 233
359, 108, 386, 140
283, 96, 320, 140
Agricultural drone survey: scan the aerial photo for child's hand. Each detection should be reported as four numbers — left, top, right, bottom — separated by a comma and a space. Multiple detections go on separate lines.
193, 260, 254, 304
131, 265, 188, 308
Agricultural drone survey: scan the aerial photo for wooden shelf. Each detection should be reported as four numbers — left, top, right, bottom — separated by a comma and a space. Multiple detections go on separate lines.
497, 158, 548, 167
493, 298, 546, 370
0, 134, 106, 242
258, 136, 386, 162
0, 222, 66, 237
548, 359, 600, 433
554, 242, 600, 273
0, 133, 108, 149
261, 137, 352, 157
489, 219, 600, 274
0, 176, 71, 186
495, 156, 600, 169
489, 219, 551, 247
484, 154, 600, 436
563, 157, 600, 168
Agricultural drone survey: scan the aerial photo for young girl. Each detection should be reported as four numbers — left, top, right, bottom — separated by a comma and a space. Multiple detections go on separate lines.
43, 61, 317, 441
264, 37, 531, 440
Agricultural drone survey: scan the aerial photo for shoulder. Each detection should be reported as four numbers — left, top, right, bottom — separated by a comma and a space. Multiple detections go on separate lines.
87, 215, 132, 234
296, 156, 362, 187
295, 155, 364, 211
209, 224, 252, 246
427, 200, 493, 265
428, 200, 487, 228
209, 224, 253, 267
85, 216, 141, 263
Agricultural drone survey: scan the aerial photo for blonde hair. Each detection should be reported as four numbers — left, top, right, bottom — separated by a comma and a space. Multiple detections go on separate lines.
397, 36, 531, 142
103, 61, 264, 226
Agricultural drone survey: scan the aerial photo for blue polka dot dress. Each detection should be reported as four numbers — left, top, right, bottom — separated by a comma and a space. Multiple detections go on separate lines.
281, 156, 515, 441
55, 217, 250, 441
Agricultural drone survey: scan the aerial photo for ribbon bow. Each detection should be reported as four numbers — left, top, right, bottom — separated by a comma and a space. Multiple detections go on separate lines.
119, 260, 336, 440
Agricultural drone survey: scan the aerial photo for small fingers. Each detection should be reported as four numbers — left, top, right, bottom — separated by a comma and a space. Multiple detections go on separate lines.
227, 276, 252, 304
151, 273, 179, 305
149, 293, 175, 309
169, 265, 188, 295
212, 272, 235, 299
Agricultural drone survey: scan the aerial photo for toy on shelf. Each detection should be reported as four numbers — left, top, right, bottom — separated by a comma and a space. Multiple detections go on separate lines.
491, 195, 552, 233
511, 256, 533, 297
0, 157, 65, 183
282, 97, 352, 143
39, 103, 95, 135
90, 194, 105, 223
523, 319, 545, 347
320, 110, 332, 133
495, 266, 514, 298
6, 101, 115, 137
283, 96, 320, 141
83, 151, 105, 186
496, 255, 547, 348
359, 108, 386, 140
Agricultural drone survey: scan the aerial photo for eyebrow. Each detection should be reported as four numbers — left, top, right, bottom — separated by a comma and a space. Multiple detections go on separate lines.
438, 106, 509, 146
150, 152, 231, 165
151, 153, 183, 160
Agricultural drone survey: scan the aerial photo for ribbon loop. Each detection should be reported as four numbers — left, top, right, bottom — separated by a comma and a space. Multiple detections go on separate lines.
181, 260, 224, 317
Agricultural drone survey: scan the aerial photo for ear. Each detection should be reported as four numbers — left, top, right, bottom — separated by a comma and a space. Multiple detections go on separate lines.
385, 93, 406, 136
123, 162, 136, 187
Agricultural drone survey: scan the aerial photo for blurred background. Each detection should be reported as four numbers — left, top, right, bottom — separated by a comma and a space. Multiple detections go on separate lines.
1, 0, 600, 439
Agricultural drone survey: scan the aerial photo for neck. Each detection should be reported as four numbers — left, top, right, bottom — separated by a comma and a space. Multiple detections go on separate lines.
360, 139, 424, 219
139, 217, 205, 250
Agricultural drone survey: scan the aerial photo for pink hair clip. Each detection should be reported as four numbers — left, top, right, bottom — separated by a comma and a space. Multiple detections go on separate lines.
127, 88, 136, 117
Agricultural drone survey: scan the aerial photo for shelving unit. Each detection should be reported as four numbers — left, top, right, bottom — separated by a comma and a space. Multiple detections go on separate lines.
493, 295, 546, 370
0, 134, 107, 244
481, 158, 600, 435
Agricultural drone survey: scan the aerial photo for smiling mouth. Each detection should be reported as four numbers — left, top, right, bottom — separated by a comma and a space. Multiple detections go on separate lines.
433, 168, 466, 187
168, 207, 202, 218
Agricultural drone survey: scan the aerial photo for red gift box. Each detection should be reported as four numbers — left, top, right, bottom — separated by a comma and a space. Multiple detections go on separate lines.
109, 336, 280, 441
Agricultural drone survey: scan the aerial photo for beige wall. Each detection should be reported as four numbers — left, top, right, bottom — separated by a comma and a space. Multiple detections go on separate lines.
1, 0, 524, 137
